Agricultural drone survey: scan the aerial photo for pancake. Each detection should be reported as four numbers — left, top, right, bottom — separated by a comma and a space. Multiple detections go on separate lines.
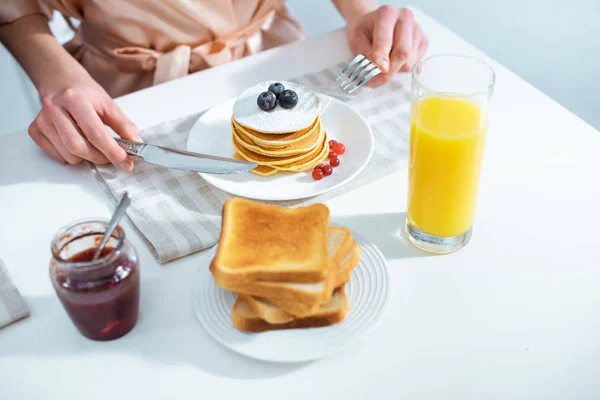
272, 133, 329, 172
232, 119, 323, 157
233, 129, 326, 167
233, 153, 277, 176
231, 81, 328, 177
232, 116, 319, 149
232, 81, 321, 134
234, 132, 328, 176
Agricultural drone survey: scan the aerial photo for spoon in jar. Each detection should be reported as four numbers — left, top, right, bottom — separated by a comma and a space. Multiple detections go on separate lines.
92, 191, 132, 261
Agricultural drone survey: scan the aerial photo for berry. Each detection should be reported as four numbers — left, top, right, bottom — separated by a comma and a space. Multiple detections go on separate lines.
330, 157, 340, 167
268, 82, 285, 97
322, 164, 333, 176
257, 91, 276, 111
328, 140, 338, 149
315, 163, 325, 170
312, 168, 324, 181
278, 89, 298, 109
332, 142, 346, 155
328, 151, 337, 159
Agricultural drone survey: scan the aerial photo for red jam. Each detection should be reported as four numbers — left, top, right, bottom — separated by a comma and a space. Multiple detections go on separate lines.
50, 221, 140, 341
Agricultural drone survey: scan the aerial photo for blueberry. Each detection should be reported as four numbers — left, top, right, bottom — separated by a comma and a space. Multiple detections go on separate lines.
278, 89, 298, 109
257, 91, 277, 111
268, 82, 285, 97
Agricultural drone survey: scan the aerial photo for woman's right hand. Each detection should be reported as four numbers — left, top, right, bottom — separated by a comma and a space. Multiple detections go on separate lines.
28, 79, 142, 172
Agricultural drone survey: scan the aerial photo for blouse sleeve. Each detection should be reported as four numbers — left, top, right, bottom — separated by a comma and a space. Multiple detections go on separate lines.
0, 0, 51, 25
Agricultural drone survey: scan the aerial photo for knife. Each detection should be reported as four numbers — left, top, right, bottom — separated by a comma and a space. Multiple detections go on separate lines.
116, 139, 257, 174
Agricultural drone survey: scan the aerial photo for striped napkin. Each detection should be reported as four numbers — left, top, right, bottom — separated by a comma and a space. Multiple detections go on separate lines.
0, 259, 30, 329
92, 63, 412, 263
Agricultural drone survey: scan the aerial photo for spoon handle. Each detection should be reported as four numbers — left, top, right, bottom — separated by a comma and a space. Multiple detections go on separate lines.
92, 192, 132, 261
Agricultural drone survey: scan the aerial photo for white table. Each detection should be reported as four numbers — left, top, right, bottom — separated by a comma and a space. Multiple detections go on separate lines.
2, 8, 600, 399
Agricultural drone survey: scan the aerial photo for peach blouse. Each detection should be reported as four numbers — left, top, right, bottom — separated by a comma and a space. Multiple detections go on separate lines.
0, 0, 306, 97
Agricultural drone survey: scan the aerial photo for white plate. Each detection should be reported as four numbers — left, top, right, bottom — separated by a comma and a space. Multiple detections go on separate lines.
192, 233, 392, 363
186, 95, 374, 201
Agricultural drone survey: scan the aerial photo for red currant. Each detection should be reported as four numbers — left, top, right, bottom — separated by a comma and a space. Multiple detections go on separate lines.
330, 157, 340, 167
312, 168, 325, 180
322, 164, 333, 176
327, 151, 337, 159
328, 140, 338, 149
315, 163, 325, 170
332, 142, 345, 155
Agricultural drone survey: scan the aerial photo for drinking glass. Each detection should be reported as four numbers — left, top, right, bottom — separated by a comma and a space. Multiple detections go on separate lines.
406, 55, 495, 254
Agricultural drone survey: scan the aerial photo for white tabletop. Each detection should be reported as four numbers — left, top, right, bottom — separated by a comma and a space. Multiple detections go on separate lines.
2, 8, 600, 400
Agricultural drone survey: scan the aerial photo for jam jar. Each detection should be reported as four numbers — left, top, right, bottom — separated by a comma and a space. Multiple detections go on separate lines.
49, 219, 140, 341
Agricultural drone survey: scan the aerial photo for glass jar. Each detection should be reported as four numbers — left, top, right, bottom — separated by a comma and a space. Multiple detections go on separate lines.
49, 219, 140, 341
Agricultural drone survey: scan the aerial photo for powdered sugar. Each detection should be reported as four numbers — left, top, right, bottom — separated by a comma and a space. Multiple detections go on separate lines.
232, 81, 321, 134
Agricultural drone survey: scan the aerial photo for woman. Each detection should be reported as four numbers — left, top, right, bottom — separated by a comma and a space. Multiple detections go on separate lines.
0, 0, 428, 172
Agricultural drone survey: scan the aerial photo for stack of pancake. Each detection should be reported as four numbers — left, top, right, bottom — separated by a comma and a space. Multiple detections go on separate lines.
231, 81, 328, 176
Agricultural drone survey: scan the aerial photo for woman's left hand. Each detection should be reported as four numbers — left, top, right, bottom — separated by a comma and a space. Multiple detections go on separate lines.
346, 6, 428, 87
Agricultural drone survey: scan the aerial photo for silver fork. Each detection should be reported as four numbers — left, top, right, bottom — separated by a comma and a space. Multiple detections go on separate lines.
336, 54, 382, 94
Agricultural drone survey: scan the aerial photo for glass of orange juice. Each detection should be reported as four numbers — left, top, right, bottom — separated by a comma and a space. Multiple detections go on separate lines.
406, 55, 495, 254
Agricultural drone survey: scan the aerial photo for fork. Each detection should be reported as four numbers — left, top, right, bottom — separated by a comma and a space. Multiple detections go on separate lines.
336, 54, 382, 94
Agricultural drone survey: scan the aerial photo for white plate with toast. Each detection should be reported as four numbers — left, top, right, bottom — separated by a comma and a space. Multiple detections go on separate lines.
186, 94, 374, 201
192, 232, 392, 363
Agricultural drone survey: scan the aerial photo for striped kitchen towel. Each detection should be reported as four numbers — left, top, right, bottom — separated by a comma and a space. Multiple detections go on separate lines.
92, 62, 412, 263
0, 259, 30, 329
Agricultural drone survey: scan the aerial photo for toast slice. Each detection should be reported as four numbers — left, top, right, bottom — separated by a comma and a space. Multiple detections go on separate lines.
326, 226, 356, 266
210, 198, 331, 286
233, 288, 349, 333
244, 243, 360, 324
335, 242, 361, 288
228, 227, 355, 316
225, 227, 354, 302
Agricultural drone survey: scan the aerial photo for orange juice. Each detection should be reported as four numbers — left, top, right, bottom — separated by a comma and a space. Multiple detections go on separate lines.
407, 96, 487, 237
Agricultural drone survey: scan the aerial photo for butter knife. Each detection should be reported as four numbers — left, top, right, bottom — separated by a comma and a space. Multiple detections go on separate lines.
116, 139, 257, 174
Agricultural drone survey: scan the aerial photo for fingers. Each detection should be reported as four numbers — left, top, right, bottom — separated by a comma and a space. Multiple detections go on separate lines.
399, 24, 425, 73
368, 9, 427, 87
28, 120, 66, 164
36, 111, 83, 165
388, 9, 414, 74
69, 100, 133, 172
348, 30, 372, 61
30, 86, 138, 171
97, 100, 142, 143
46, 102, 110, 165
417, 32, 429, 62
368, 6, 398, 73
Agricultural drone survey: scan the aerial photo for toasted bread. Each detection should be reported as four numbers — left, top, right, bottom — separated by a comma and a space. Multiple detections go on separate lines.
333, 242, 361, 289
210, 198, 331, 286
233, 289, 349, 333
327, 227, 355, 266
244, 243, 360, 324
227, 227, 354, 315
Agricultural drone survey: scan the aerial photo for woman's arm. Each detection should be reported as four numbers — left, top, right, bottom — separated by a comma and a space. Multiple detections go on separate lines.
0, 15, 139, 171
332, 0, 428, 87
332, 0, 377, 25
0, 15, 87, 97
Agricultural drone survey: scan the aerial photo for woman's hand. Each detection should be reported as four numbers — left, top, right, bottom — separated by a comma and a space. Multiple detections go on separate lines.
346, 6, 428, 87
0, 14, 140, 172
29, 78, 141, 171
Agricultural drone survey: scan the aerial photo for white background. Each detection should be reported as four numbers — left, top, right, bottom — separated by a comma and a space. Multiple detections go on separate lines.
1, 0, 599, 136
1, 6, 600, 399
